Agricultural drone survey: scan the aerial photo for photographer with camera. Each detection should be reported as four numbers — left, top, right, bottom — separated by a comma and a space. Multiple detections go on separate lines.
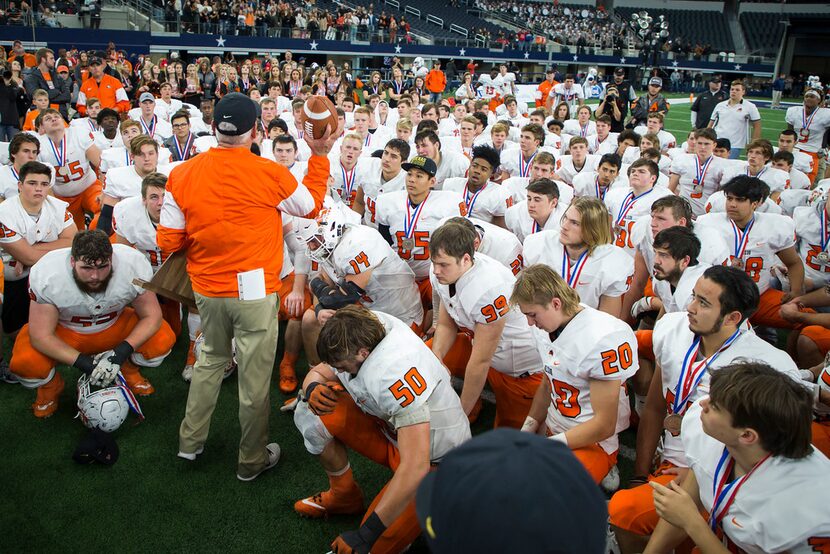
0, 62, 27, 141
597, 84, 626, 133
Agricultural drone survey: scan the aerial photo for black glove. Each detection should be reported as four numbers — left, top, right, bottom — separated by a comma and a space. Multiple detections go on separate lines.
332, 512, 386, 554
73, 353, 97, 375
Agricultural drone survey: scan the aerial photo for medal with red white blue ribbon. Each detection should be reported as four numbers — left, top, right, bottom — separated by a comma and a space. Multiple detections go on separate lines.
519, 150, 536, 178
174, 132, 194, 161
140, 115, 157, 137
709, 449, 771, 532
115, 373, 145, 420
730, 218, 755, 264
693, 155, 713, 186
463, 183, 486, 216
595, 177, 607, 200
49, 135, 67, 168
615, 189, 653, 228
340, 163, 356, 202
561, 247, 589, 288
671, 329, 742, 418
402, 191, 429, 251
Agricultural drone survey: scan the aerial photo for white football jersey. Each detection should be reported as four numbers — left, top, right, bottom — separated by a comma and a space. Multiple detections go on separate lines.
704, 190, 783, 216
499, 148, 544, 179
785, 105, 830, 153
28, 244, 152, 334
358, 158, 407, 227
99, 146, 172, 174
70, 117, 99, 133
621, 148, 672, 176
442, 178, 512, 223
682, 400, 830, 553
652, 263, 710, 314
505, 201, 565, 243
562, 120, 597, 139
633, 127, 676, 151
330, 158, 373, 209
437, 117, 460, 137
464, 217, 524, 275
0, 195, 73, 281
476, 74, 499, 100
710, 99, 761, 150
722, 162, 790, 194
129, 114, 173, 141
787, 167, 812, 191
670, 154, 729, 217
112, 196, 167, 273
547, 83, 584, 108
572, 172, 627, 201
503, 176, 573, 206
794, 205, 830, 287
634, 215, 730, 274
655, 311, 801, 469
431, 253, 542, 377
434, 150, 470, 188
37, 128, 96, 197
537, 306, 638, 453
375, 190, 466, 279
696, 211, 795, 294
0, 164, 52, 200
555, 154, 600, 185
103, 165, 146, 201
523, 231, 633, 308
604, 186, 674, 256
586, 132, 618, 155
322, 225, 423, 327
92, 130, 123, 151
334, 311, 471, 462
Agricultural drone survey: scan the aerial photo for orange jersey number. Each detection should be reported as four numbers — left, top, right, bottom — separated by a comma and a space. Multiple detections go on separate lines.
510, 254, 523, 275
394, 230, 430, 261
56, 160, 85, 184
600, 342, 633, 375
388, 367, 428, 407
552, 379, 581, 418
480, 294, 509, 323
614, 220, 635, 249
348, 251, 370, 274
805, 245, 830, 273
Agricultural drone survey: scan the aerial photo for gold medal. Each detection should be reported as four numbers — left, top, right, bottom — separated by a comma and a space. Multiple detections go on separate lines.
402, 237, 415, 251
730, 256, 744, 269
818, 251, 830, 264
663, 413, 683, 435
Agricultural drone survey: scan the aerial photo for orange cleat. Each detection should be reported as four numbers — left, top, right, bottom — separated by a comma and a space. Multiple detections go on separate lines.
294, 486, 365, 519
278, 361, 298, 394
121, 362, 155, 396
32, 372, 65, 418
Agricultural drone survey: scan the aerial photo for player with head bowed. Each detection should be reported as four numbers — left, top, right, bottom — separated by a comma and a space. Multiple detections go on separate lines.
696, 175, 810, 332
300, 203, 423, 366
352, 139, 409, 228
8, 230, 176, 417
642, 361, 829, 554
512, 264, 639, 484
442, 145, 511, 227
36, 108, 103, 230
428, 222, 544, 428
439, 216, 524, 276
610, 265, 810, 553
292, 305, 471, 553
523, 197, 633, 318
375, 156, 466, 312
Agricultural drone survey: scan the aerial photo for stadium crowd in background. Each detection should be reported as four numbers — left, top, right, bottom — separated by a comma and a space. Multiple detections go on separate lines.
1, 36, 830, 554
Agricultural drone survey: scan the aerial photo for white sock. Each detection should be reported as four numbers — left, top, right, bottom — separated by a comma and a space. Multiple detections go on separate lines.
635, 393, 647, 416
326, 462, 350, 477
187, 313, 201, 342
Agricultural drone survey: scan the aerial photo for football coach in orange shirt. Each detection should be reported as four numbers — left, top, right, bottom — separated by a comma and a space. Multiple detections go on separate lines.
158, 92, 341, 480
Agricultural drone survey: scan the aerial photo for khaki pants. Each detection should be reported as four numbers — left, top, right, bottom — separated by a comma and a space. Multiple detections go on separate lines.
771, 89, 783, 108
179, 292, 279, 477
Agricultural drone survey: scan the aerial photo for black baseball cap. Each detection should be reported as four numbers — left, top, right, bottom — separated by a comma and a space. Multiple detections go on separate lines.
402, 155, 437, 177
416, 428, 608, 553
710, 75, 722, 83
214, 92, 258, 136
72, 429, 119, 465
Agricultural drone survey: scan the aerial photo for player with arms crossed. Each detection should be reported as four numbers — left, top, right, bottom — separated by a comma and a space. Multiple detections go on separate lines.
523, 197, 633, 318
512, 264, 639, 484
644, 361, 829, 554
429, 222, 543, 428
8, 230, 176, 417
610, 266, 805, 553
293, 306, 471, 554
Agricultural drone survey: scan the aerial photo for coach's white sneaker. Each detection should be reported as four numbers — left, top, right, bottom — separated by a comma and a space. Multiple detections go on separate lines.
606, 523, 621, 554
181, 364, 194, 382
237, 442, 280, 481
177, 446, 204, 461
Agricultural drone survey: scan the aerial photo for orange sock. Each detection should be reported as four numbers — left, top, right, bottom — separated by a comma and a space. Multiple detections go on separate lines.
280, 352, 299, 368
328, 465, 357, 494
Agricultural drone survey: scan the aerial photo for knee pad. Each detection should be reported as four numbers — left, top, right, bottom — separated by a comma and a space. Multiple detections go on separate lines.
131, 350, 171, 368
293, 400, 334, 456
15, 367, 56, 389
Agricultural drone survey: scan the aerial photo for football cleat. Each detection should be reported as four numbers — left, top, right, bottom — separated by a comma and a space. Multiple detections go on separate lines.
33, 373, 65, 418
278, 362, 298, 394
294, 487, 365, 519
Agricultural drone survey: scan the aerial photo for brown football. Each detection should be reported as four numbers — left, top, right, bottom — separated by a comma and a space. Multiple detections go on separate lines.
300, 96, 339, 140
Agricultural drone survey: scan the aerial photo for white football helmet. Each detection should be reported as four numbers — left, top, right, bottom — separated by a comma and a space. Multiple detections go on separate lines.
306, 204, 352, 263
77, 374, 130, 433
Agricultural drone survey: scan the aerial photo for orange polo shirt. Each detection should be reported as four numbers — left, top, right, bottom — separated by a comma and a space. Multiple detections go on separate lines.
158, 147, 329, 297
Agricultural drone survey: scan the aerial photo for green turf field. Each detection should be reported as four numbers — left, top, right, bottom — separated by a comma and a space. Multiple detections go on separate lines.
0, 98, 792, 552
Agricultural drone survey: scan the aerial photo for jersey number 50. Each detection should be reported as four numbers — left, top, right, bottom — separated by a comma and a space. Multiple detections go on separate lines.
388, 367, 427, 407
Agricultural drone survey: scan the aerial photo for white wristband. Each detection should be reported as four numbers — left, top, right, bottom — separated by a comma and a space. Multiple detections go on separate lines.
550, 433, 569, 447
521, 416, 539, 433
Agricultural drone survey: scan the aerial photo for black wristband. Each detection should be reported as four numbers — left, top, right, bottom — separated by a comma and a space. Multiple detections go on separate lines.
358, 512, 386, 546
111, 341, 134, 365
303, 381, 323, 402
73, 353, 96, 375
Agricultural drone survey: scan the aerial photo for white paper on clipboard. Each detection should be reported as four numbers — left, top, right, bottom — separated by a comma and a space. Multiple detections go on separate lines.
237, 268, 266, 300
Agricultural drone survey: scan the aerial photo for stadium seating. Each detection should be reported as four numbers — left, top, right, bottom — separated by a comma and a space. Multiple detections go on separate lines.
740, 11, 791, 56
616, 7, 735, 52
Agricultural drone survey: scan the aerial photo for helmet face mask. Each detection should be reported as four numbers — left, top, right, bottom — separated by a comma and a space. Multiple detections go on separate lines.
76, 374, 130, 433
306, 208, 348, 263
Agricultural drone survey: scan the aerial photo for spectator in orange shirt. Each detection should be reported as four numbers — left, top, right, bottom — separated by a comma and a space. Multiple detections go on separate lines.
425, 60, 447, 104
158, 93, 341, 480
22, 90, 69, 132
77, 55, 130, 116
7, 41, 36, 70
537, 67, 558, 108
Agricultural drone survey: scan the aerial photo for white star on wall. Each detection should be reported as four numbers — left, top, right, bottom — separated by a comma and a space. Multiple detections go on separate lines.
672, 61, 679, 67
524, 52, 529, 59
572, 55, 578, 61
395, 45, 402, 54
620, 57, 626, 64
309, 41, 319, 50
459, 48, 466, 56
734, 64, 742, 70
216, 36, 225, 47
